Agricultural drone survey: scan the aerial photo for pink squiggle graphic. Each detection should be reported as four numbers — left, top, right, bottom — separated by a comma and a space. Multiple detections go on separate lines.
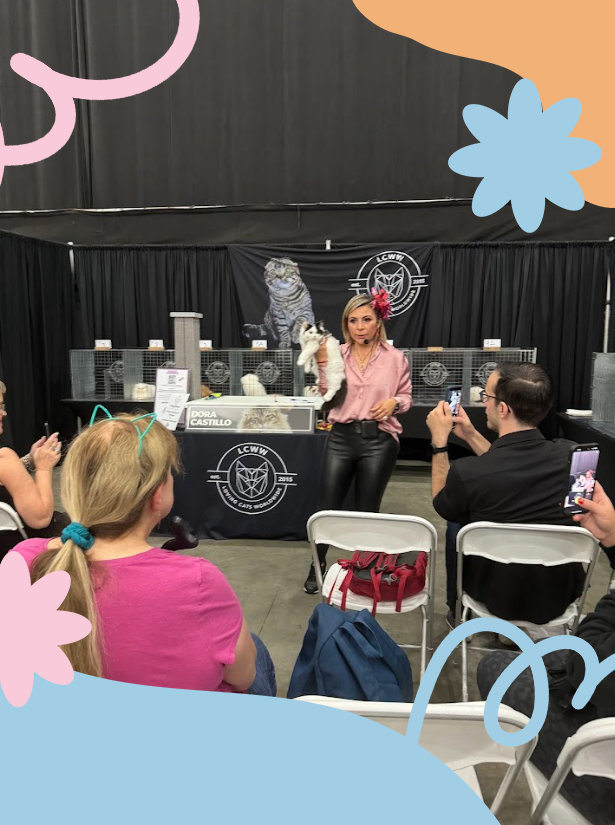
2, 0, 199, 173
3, 60, 77, 167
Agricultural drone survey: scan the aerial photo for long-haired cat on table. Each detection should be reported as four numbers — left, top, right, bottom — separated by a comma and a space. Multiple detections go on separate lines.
297, 321, 346, 409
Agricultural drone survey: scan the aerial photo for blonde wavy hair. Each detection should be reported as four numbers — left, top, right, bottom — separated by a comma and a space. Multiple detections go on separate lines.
30, 415, 180, 677
340, 294, 387, 344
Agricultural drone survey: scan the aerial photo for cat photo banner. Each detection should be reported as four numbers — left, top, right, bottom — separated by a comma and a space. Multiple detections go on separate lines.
228, 244, 436, 349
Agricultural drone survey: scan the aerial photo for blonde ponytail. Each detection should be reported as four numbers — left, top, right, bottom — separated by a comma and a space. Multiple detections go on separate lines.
30, 538, 103, 676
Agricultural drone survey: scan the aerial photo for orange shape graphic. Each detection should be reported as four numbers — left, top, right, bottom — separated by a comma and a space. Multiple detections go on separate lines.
353, 0, 615, 209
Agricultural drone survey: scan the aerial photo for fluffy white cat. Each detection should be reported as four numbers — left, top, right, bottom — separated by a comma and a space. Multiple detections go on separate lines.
241, 373, 268, 396
297, 321, 346, 407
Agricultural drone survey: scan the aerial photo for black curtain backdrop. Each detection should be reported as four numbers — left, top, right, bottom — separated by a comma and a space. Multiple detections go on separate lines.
72, 247, 244, 349
0, 0, 82, 209
0, 204, 613, 246
228, 241, 613, 436
0, 0, 612, 239
1, 232, 613, 451
0, 346, 14, 448
228, 244, 435, 346
427, 242, 614, 433
0, 232, 74, 454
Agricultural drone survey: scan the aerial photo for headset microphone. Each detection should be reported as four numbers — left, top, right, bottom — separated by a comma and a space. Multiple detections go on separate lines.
363, 338, 370, 345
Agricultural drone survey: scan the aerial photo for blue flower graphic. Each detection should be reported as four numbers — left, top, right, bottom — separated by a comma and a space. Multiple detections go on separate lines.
449, 78, 602, 233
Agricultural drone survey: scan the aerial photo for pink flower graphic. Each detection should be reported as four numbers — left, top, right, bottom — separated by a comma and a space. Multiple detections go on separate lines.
0, 553, 92, 707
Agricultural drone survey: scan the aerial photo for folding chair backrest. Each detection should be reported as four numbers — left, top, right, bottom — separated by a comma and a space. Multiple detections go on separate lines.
563, 718, 615, 780
529, 718, 615, 824
307, 511, 437, 555
0, 502, 28, 538
458, 522, 598, 567
295, 697, 530, 769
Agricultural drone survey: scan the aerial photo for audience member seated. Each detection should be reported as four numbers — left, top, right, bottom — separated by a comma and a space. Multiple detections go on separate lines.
426, 363, 582, 627
10, 410, 276, 696
477, 481, 615, 825
0, 380, 66, 562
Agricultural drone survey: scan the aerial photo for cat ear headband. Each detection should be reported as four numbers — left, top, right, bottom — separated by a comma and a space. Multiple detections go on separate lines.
89, 405, 157, 457
370, 287, 392, 321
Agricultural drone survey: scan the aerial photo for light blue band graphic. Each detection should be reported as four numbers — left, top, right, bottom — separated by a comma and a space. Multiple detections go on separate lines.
406, 617, 615, 748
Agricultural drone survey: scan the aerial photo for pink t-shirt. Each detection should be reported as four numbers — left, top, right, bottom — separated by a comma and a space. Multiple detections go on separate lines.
323, 341, 412, 440
11, 539, 244, 693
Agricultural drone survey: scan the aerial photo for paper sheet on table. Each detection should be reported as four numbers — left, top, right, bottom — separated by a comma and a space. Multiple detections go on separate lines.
157, 393, 190, 431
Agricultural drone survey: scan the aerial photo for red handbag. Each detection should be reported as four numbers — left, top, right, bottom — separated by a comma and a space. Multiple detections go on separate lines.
329, 550, 428, 616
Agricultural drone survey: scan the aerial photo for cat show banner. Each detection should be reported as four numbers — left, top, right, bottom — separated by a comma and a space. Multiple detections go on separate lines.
228, 244, 436, 349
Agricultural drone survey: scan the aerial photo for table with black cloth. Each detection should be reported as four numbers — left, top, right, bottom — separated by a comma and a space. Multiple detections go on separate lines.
556, 414, 615, 502
61, 399, 490, 540
160, 431, 328, 541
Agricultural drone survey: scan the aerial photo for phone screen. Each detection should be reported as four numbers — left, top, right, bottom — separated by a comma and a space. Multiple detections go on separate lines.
564, 445, 600, 514
446, 387, 462, 417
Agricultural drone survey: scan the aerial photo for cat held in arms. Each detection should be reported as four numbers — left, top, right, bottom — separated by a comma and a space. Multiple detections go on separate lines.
297, 321, 347, 410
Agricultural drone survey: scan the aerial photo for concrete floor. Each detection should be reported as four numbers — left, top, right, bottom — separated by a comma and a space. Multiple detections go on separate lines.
54, 463, 613, 823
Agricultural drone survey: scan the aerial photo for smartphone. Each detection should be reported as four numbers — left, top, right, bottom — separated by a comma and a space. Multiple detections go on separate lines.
445, 385, 462, 417
563, 443, 600, 515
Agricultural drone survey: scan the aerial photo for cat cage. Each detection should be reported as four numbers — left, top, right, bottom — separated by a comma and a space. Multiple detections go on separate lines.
590, 353, 615, 424
201, 349, 307, 396
402, 348, 537, 406
69, 349, 176, 400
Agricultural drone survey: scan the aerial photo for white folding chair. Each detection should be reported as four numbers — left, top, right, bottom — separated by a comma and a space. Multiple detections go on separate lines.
456, 522, 600, 701
0, 502, 28, 541
307, 511, 437, 680
528, 717, 615, 824
296, 696, 536, 819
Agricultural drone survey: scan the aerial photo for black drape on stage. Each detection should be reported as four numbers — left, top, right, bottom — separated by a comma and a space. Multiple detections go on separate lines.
72, 247, 244, 348
0, 0, 82, 210
0, 232, 74, 454
0, 345, 14, 448
0, 0, 605, 241
228, 244, 435, 346
427, 242, 614, 433
1, 234, 613, 450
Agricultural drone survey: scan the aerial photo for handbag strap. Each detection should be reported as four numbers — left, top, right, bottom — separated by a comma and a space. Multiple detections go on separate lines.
337, 567, 353, 611
369, 566, 383, 617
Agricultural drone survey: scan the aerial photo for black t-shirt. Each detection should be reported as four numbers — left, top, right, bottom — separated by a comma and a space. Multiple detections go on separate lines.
434, 429, 585, 623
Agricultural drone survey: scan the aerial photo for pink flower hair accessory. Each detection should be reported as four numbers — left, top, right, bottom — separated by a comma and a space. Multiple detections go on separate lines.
370, 287, 392, 321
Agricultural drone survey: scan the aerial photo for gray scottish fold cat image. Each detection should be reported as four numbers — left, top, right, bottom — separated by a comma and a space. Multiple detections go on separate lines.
243, 258, 315, 348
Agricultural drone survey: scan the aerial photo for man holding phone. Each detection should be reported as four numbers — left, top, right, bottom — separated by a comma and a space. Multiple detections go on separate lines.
426, 362, 584, 629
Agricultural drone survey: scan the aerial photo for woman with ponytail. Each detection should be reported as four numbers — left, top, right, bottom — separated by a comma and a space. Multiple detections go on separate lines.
9, 412, 276, 695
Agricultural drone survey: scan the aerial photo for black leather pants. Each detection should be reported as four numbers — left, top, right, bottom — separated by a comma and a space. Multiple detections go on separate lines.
316, 423, 399, 563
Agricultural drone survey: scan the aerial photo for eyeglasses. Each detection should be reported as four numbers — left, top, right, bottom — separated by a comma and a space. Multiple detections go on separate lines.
479, 391, 501, 404
479, 391, 509, 408
89, 405, 158, 456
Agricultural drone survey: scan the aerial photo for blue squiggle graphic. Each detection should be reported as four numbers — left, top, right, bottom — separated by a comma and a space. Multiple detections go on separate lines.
406, 617, 615, 747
